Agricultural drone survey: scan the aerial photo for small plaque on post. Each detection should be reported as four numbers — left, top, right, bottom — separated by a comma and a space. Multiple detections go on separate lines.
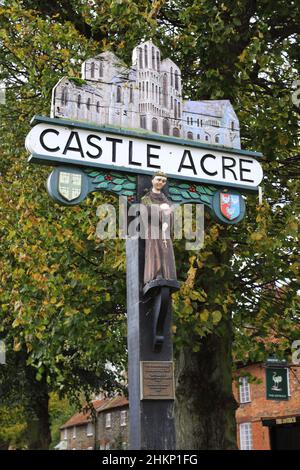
140, 361, 175, 400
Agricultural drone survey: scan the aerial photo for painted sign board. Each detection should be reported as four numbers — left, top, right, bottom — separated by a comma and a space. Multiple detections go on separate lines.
266, 367, 289, 401
25, 116, 263, 192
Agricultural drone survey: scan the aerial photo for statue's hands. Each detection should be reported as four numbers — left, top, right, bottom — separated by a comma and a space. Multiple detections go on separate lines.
160, 203, 171, 215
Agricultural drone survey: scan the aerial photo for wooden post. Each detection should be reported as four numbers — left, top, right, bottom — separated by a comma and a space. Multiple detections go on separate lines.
126, 176, 176, 450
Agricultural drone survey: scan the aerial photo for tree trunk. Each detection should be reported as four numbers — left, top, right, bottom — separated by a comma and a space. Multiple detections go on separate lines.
25, 369, 51, 450
175, 315, 238, 450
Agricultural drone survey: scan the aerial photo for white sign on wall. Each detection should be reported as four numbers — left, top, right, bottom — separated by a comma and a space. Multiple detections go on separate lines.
25, 120, 263, 190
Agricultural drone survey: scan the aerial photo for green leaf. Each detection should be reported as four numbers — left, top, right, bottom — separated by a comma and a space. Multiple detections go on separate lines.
212, 311, 222, 324
112, 178, 125, 184
111, 184, 123, 192
170, 195, 183, 202
96, 181, 109, 189
122, 182, 136, 189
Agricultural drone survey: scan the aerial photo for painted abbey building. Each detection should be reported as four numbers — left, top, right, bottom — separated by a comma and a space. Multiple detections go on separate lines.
51, 41, 241, 149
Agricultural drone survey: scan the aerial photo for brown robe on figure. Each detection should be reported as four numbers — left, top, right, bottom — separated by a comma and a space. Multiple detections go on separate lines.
141, 190, 177, 285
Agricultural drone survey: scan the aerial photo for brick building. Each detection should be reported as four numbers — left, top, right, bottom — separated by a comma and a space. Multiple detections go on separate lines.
59, 362, 300, 450
60, 396, 129, 450
234, 362, 300, 450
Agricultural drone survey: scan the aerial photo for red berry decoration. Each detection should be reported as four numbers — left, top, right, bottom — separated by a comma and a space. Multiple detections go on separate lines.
189, 186, 196, 192
105, 175, 112, 181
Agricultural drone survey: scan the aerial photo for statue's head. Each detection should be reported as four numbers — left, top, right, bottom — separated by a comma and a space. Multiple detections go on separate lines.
151, 171, 167, 192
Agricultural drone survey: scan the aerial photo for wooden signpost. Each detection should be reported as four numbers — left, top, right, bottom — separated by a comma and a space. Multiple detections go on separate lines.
25, 41, 263, 450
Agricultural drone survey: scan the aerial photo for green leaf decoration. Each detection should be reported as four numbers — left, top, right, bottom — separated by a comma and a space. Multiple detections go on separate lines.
121, 190, 135, 196
123, 182, 136, 189
95, 174, 105, 182
170, 195, 183, 202
111, 172, 123, 177
189, 191, 202, 199
127, 175, 136, 182
86, 171, 101, 177
178, 183, 191, 189
96, 181, 109, 189
111, 185, 123, 192
169, 187, 180, 194
200, 195, 212, 204
112, 178, 125, 184
182, 191, 191, 199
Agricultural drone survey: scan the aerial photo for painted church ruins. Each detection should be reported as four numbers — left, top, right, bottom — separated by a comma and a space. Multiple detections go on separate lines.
51, 41, 241, 149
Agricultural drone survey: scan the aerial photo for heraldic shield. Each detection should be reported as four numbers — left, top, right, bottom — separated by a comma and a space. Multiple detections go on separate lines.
58, 170, 82, 201
220, 192, 241, 221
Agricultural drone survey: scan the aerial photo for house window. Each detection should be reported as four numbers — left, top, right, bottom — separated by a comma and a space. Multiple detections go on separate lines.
215, 135, 220, 143
120, 410, 127, 427
140, 115, 147, 129
91, 62, 95, 79
171, 96, 173, 110
106, 413, 112, 429
174, 99, 177, 119
170, 67, 173, 87
146, 81, 149, 98
129, 85, 133, 103
96, 101, 100, 113
231, 121, 235, 131
87, 97, 91, 110
205, 134, 210, 142
173, 127, 180, 137
155, 85, 158, 102
99, 61, 103, 78
187, 117, 189, 125
64, 428, 67, 440
190, 117, 193, 126
239, 377, 251, 404
187, 131, 193, 140
152, 118, 158, 133
152, 47, 155, 69
73, 426, 76, 439
144, 45, 148, 68
197, 134, 200, 139
239, 423, 253, 450
87, 422, 93, 436
77, 94, 81, 108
